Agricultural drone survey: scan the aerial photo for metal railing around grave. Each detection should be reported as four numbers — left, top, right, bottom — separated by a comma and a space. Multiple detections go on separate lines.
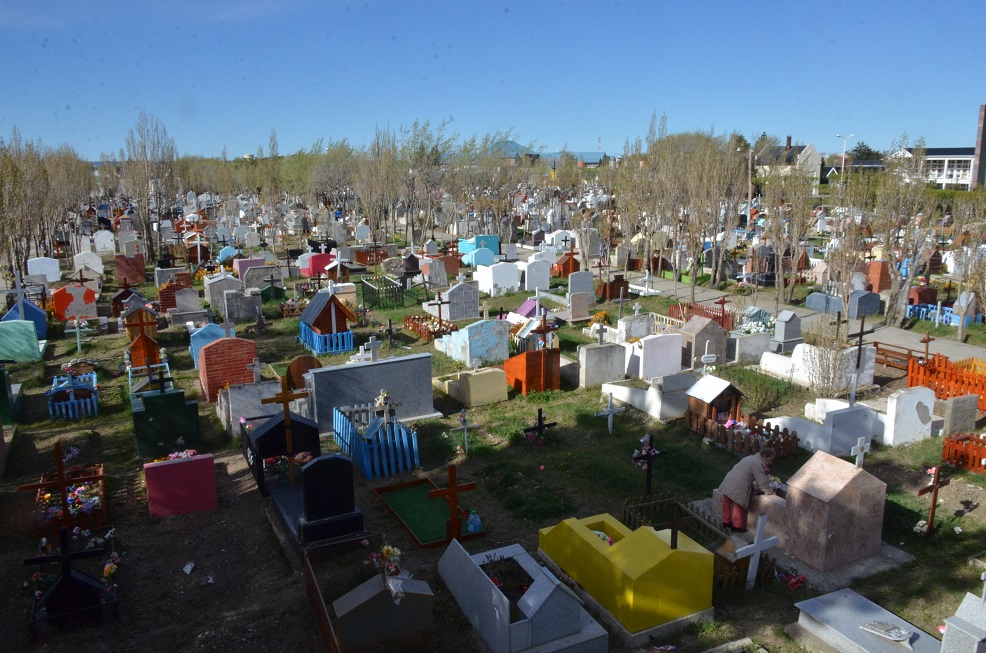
361, 276, 405, 309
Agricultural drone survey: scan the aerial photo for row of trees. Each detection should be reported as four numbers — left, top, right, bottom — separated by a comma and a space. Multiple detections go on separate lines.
4, 111, 986, 335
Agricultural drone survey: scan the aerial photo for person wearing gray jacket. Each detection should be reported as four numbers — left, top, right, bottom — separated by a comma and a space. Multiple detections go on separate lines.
718, 447, 774, 532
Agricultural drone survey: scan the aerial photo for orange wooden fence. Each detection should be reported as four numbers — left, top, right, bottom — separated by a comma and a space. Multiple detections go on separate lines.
907, 353, 986, 412
954, 357, 986, 377
942, 434, 986, 474
669, 302, 735, 332
685, 411, 799, 459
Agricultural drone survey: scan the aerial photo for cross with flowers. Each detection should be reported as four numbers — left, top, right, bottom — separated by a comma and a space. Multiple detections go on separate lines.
261, 376, 309, 486
18, 441, 105, 532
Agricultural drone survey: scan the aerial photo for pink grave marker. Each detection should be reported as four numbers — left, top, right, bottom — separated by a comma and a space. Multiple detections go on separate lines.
144, 454, 217, 518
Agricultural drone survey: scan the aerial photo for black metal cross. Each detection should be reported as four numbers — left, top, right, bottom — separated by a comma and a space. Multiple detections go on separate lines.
632, 434, 667, 496
381, 319, 397, 347
23, 526, 104, 582
149, 366, 173, 394
522, 408, 557, 445
427, 292, 451, 324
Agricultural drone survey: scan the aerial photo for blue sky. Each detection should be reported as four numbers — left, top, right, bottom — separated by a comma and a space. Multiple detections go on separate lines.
3, 0, 984, 161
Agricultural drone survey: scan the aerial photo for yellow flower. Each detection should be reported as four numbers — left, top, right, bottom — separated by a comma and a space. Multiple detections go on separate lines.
103, 563, 117, 577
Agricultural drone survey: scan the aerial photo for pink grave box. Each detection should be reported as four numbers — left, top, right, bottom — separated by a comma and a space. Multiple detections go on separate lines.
232, 258, 266, 280
302, 253, 334, 278
144, 454, 217, 518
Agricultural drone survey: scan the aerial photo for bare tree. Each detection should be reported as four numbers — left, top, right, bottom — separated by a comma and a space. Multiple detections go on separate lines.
122, 110, 176, 260
872, 136, 937, 326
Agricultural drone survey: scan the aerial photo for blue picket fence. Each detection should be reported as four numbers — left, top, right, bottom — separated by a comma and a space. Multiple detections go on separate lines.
298, 323, 354, 355
332, 407, 420, 480
48, 372, 99, 420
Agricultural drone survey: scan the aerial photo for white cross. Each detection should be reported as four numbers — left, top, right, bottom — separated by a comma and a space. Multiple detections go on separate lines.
851, 436, 870, 469
349, 346, 371, 363
451, 415, 479, 452
633, 302, 642, 316
980, 571, 986, 603
786, 364, 797, 383
734, 514, 779, 590
325, 279, 336, 296
364, 335, 381, 362
596, 324, 607, 346
482, 301, 489, 320
456, 272, 467, 285
319, 242, 327, 254
594, 393, 626, 435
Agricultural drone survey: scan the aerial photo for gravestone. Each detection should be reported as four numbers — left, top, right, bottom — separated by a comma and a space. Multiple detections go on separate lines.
434, 319, 510, 366
154, 266, 185, 288
168, 287, 209, 326
521, 259, 551, 292
439, 540, 608, 653
2, 294, 48, 339
848, 290, 881, 320
805, 292, 843, 315
73, 252, 104, 275
729, 331, 772, 363
567, 270, 594, 299
232, 257, 265, 280
93, 230, 115, 253
224, 289, 262, 323
189, 323, 233, 370
672, 317, 727, 369
242, 231, 261, 248
216, 245, 238, 263
331, 574, 435, 652
51, 285, 98, 321
242, 265, 282, 291
427, 258, 449, 289
269, 454, 365, 544
77, 236, 92, 253
569, 291, 590, 321
748, 451, 885, 572
503, 243, 518, 261
303, 353, 441, 432
121, 239, 143, 258
198, 337, 258, 402
808, 260, 829, 286
115, 254, 146, 285
423, 282, 479, 321
617, 314, 654, 342
792, 588, 941, 653
286, 355, 323, 390
941, 578, 986, 652
466, 247, 495, 268
475, 262, 520, 296
132, 390, 202, 459
770, 310, 804, 354
880, 387, 935, 446
438, 368, 509, 407
638, 333, 683, 380
943, 394, 979, 436
27, 257, 61, 283
577, 343, 626, 388
204, 274, 244, 311
354, 224, 371, 242
0, 320, 45, 361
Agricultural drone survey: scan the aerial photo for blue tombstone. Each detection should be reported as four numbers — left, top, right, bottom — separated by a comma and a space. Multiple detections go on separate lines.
463, 247, 495, 268
189, 323, 234, 370
216, 245, 239, 264
2, 299, 48, 340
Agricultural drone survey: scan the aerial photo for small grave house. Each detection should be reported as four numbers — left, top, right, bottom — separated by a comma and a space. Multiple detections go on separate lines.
298, 289, 357, 354
685, 375, 743, 423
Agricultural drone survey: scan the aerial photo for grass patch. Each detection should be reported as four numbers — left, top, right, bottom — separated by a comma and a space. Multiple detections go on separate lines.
717, 366, 810, 413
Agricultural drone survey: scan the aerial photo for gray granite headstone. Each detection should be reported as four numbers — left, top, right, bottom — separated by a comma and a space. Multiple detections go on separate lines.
793, 588, 941, 653
174, 287, 202, 314
305, 353, 441, 432
943, 394, 979, 436
942, 585, 986, 653
427, 258, 449, 290
223, 288, 262, 323
806, 292, 843, 315
849, 290, 881, 320
567, 270, 594, 298
154, 267, 185, 288
822, 406, 876, 456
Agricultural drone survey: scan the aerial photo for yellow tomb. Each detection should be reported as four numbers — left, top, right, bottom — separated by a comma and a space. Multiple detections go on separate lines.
538, 513, 713, 633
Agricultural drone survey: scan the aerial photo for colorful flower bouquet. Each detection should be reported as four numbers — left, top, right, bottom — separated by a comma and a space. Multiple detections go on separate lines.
31, 463, 108, 538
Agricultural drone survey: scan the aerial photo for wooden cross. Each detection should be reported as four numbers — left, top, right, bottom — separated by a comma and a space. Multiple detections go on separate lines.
917, 465, 950, 535
246, 357, 264, 383
632, 434, 666, 495
18, 441, 105, 531
851, 436, 870, 469
594, 392, 626, 435
260, 376, 309, 486
451, 409, 479, 453
920, 331, 935, 361
427, 464, 478, 544
220, 319, 235, 338
427, 292, 451, 324
124, 312, 158, 342
23, 526, 105, 585
530, 315, 555, 391
364, 335, 381, 362
523, 407, 557, 444
654, 502, 697, 550
68, 268, 96, 286
734, 513, 779, 590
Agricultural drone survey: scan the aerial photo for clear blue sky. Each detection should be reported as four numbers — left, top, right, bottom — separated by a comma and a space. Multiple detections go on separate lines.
3, 0, 985, 162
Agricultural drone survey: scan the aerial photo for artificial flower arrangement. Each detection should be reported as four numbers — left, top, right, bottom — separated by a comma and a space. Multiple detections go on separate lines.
28, 527, 121, 603
152, 449, 200, 463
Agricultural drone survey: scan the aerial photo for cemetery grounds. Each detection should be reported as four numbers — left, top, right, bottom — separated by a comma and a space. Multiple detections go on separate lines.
0, 265, 985, 652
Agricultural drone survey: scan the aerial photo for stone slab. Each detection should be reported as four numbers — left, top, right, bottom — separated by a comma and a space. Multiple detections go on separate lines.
943, 394, 979, 436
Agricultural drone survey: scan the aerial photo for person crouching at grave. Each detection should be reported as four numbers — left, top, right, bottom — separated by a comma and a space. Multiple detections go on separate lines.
718, 447, 774, 533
